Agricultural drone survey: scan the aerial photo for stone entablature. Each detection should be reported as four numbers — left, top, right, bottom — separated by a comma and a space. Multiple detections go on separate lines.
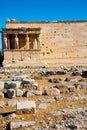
2, 20, 87, 67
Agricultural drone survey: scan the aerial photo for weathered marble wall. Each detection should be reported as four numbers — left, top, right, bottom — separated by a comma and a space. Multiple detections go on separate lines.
3, 21, 87, 67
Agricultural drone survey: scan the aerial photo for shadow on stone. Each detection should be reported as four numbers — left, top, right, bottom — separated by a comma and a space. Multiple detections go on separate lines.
82, 71, 87, 78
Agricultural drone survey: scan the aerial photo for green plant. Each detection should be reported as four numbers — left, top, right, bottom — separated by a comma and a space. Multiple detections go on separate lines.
40, 72, 49, 77
67, 68, 73, 72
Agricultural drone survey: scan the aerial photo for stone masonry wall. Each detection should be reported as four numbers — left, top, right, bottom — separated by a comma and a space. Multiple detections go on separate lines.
4, 21, 87, 67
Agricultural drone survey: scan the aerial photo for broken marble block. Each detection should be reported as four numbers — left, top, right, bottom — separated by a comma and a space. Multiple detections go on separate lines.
13, 74, 28, 81
10, 121, 35, 130
22, 78, 35, 85
0, 81, 4, 90
0, 101, 4, 108
4, 89, 15, 99
21, 78, 38, 89
16, 89, 23, 97
24, 90, 42, 97
46, 87, 60, 95
0, 92, 4, 98
7, 100, 18, 106
16, 100, 36, 114
4, 81, 21, 89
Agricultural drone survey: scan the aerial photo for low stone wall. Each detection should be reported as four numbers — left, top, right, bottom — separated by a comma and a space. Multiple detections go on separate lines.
3, 49, 87, 67
3, 50, 41, 67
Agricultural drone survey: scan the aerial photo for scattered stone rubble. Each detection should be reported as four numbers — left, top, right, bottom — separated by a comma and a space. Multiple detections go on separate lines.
0, 65, 87, 129
50, 108, 87, 130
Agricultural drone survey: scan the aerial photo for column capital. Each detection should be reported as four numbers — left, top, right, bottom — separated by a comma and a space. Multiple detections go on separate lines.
15, 33, 18, 35
26, 32, 29, 35
3, 33, 7, 35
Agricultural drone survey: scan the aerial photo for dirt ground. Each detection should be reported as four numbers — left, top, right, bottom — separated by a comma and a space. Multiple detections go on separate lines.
0, 67, 87, 130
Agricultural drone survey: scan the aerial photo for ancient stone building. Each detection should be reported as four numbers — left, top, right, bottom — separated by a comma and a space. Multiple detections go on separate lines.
2, 19, 87, 67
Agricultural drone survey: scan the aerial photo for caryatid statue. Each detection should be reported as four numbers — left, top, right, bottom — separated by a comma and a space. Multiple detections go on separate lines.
3, 34, 7, 49
25, 34, 30, 49
37, 34, 40, 49
15, 34, 19, 49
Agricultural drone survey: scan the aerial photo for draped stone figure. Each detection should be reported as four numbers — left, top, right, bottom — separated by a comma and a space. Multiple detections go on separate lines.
25, 34, 30, 50
3, 34, 7, 49
15, 34, 19, 49
34, 38, 37, 50
37, 35, 40, 49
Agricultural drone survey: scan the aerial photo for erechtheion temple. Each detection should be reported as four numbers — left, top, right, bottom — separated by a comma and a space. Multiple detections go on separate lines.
2, 19, 87, 67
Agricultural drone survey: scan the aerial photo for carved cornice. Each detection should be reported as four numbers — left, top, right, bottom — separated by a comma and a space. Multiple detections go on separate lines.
2, 28, 41, 34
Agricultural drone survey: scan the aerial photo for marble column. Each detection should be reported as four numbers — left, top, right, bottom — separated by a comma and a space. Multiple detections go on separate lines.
15, 34, 19, 49
3, 34, 7, 49
25, 34, 30, 49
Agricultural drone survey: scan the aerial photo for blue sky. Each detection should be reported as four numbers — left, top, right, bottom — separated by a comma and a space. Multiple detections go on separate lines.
0, 0, 87, 48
